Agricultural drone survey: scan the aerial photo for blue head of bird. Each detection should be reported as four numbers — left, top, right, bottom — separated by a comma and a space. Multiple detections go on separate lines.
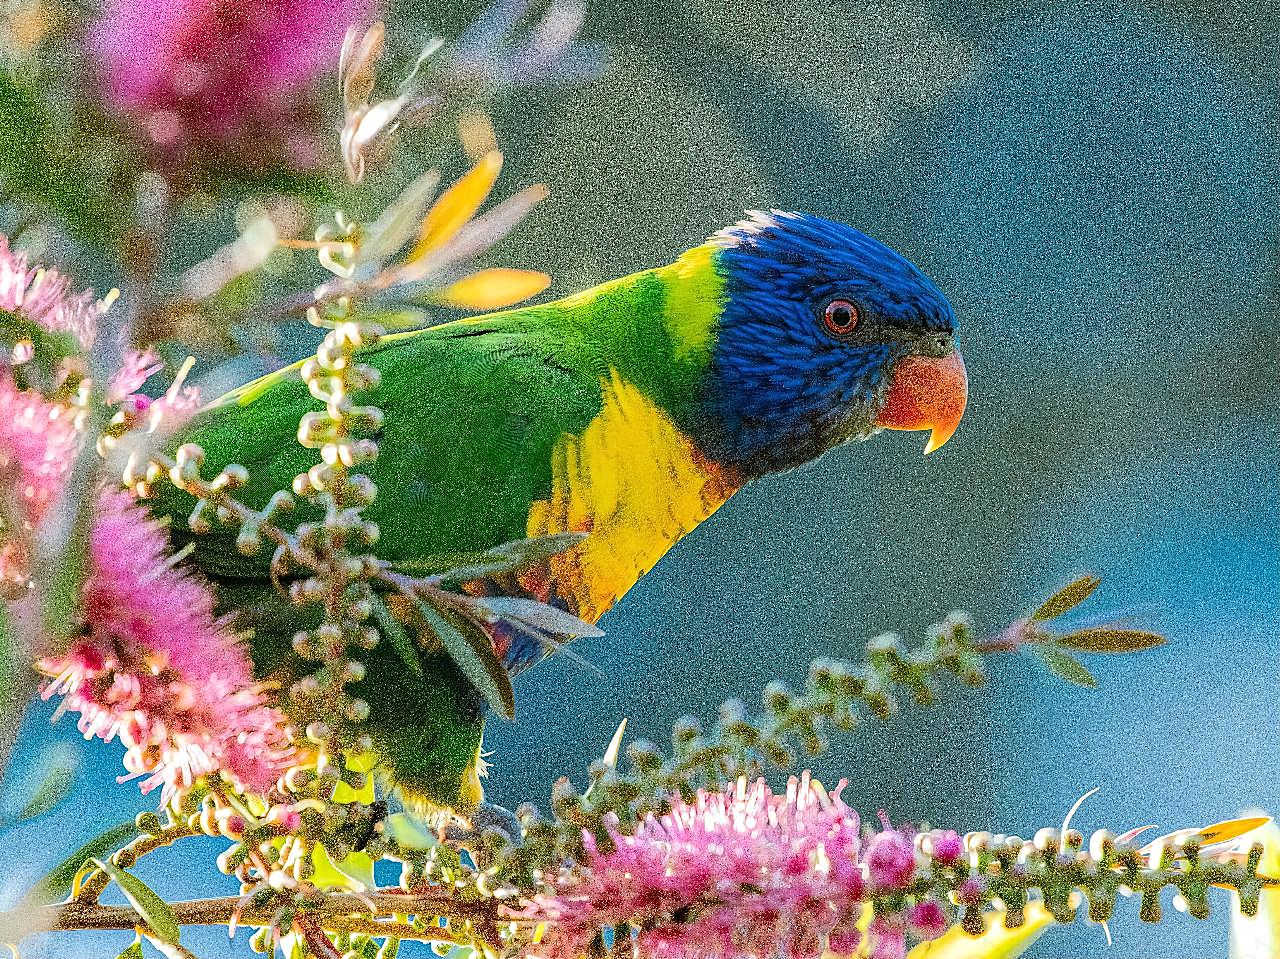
688, 210, 967, 476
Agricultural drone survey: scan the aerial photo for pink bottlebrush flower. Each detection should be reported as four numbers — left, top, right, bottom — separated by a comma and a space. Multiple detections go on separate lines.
0, 238, 194, 590
0, 237, 107, 589
0, 235, 101, 350
867, 917, 906, 959
865, 819, 917, 891
907, 900, 948, 941
89, 0, 376, 157
108, 351, 203, 436
108, 348, 164, 402
40, 491, 294, 797
929, 828, 964, 866
523, 774, 930, 959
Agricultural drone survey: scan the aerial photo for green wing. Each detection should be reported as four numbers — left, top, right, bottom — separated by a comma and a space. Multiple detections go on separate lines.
155, 312, 606, 580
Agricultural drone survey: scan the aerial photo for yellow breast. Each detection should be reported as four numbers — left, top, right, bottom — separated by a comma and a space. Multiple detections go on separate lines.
523, 372, 740, 623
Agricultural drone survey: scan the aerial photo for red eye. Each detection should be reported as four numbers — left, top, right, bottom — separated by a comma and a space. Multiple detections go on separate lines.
821, 299, 859, 337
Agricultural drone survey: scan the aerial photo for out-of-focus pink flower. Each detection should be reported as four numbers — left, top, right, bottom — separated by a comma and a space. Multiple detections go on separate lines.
867, 917, 906, 959
929, 829, 965, 866
0, 235, 100, 350
0, 238, 196, 592
90, 0, 376, 157
108, 350, 203, 435
907, 900, 948, 941
0, 237, 106, 589
865, 820, 917, 891
523, 774, 939, 959
39, 491, 295, 796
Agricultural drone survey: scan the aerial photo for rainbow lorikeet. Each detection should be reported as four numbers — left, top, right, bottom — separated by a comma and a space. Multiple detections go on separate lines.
152, 211, 967, 814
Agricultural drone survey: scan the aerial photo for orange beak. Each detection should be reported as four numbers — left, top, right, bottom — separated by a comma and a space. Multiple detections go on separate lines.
874, 349, 968, 455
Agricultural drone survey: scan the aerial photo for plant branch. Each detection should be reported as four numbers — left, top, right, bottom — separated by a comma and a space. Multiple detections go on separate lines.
33, 890, 496, 939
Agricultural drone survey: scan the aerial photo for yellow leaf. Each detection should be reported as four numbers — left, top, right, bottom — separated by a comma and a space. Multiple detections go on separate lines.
907, 903, 1055, 959
1196, 817, 1272, 848
438, 269, 552, 311
408, 151, 504, 262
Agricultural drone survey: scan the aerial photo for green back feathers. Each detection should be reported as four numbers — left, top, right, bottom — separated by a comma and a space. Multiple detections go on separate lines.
167, 244, 728, 579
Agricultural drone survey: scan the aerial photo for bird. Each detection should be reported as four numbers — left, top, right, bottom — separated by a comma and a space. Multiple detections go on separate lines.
149, 210, 968, 816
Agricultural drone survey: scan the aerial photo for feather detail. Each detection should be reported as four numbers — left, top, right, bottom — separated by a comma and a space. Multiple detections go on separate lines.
522, 371, 741, 624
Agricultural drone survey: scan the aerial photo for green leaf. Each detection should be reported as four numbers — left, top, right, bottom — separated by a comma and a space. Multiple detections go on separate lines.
359, 169, 441, 265
90, 858, 181, 945
371, 595, 423, 679
24, 820, 136, 905
117, 938, 145, 959
1031, 574, 1102, 622
12, 742, 78, 822
413, 596, 515, 719
491, 532, 588, 566
1033, 646, 1098, 689
310, 843, 374, 892
1057, 627, 1167, 654
477, 596, 603, 638
385, 812, 436, 850
393, 532, 587, 582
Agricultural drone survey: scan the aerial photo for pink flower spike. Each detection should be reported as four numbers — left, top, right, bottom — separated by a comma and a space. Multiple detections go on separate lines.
865, 826, 917, 891
907, 900, 948, 941
39, 491, 295, 798
0, 236, 111, 589
89, 0, 377, 157
0, 235, 104, 350
930, 829, 964, 866
523, 773, 882, 959
867, 916, 907, 959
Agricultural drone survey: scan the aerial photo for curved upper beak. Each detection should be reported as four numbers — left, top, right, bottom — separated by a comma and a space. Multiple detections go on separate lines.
874, 349, 968, 455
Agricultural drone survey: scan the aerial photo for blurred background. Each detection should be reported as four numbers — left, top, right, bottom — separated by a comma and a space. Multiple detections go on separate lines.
2, 0, 1278, 955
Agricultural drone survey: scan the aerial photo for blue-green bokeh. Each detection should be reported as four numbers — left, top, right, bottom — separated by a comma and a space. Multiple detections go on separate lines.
4, 1, 1278, 956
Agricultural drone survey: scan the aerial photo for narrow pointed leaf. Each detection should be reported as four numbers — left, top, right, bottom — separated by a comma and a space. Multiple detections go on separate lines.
337, 851, 377, 890
40, 431, 104, 641
340, 21, 385, 111
414, 597, 514, 718
429, 183, 548, 272
13, 743, 78, 822
117, 940, 144, 959
310, 843, 367, 892
1057, 627, 1166, 654
1197, 817, 1272, 847
91, 858, 181, 944
1138, 817, 1271, 858
478, 596, 603, 638
408, 151, 503, 261
25, 821, 136, 905
371, 595, 423, 679
437, 268, 551, 311
390, 532, 587, 582
1033, 646, 1098, 688
1031, 574, 1102, 622
1029, 576, 1100, 622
